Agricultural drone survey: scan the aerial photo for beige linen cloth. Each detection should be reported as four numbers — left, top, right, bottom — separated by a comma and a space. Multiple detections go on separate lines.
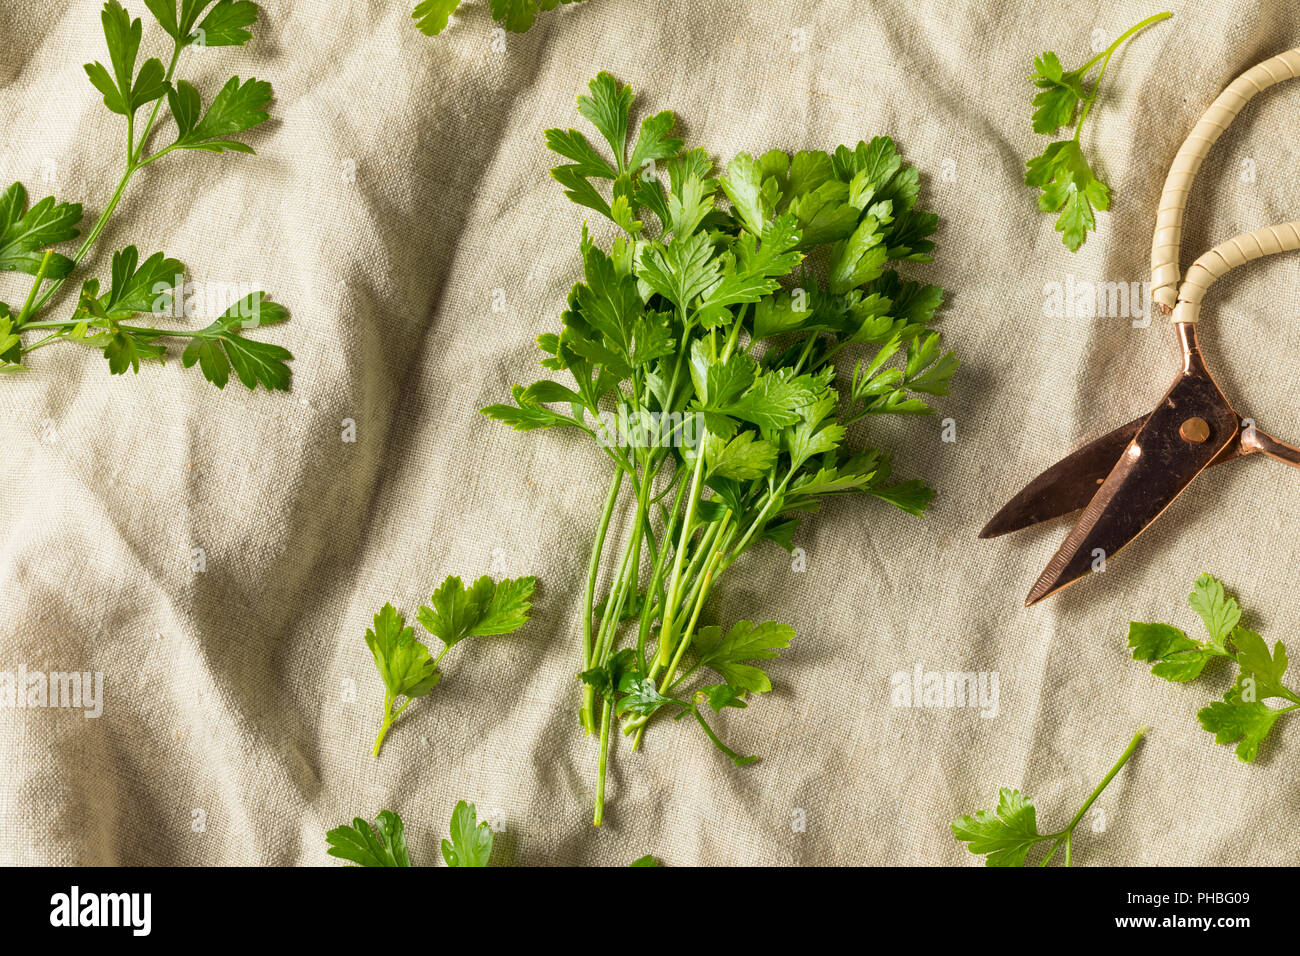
1, 0, 1297, 866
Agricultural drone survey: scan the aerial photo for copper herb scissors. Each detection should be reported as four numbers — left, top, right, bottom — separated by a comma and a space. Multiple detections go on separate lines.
983, 48, 1300, 606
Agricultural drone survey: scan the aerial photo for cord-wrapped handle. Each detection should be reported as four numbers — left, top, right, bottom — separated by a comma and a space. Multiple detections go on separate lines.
1171, 222, 1300, 323
1151, 48, 1300, 312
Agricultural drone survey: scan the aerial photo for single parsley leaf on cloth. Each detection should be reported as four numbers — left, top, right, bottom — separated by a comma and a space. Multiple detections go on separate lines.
1030, 51, 1086, 134
0, 183, 82, 279
364, 603, 442, 758
952, 787, 1043, 867
441, 801, 494, 867
630, 855, 660, 867
366, 576, 535, 757
1023, 12, 1171, 251
1127, 621, 1223, 682
326, 810, 412, 867
953, 729, 1145, 866
189, 0, 259, 46
168, 76, 272, 154
1129, 574, 1299, 762
1187, 572, 1241, 649
181, 292, 293, 391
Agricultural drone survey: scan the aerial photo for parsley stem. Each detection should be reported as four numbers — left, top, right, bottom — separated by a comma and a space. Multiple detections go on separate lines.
15, 251, 54, 326
635, 466, 688, 673
593, 698, 612, 826
654, 437, 708, 671
581, 470, 624, 734
1073, 12, 1171, 143
1036, 726, 1145, 865
30, 39, 185, 320
594, 490, 647, 666
1059, 726, 1145, 837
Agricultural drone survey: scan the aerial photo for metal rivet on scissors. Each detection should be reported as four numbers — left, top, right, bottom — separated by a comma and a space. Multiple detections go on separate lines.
982, 47, 1300, 606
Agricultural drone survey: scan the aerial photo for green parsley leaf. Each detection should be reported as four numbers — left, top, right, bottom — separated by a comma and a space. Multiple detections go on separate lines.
1197, 698, 1282, 764
191, 0, 259, 47
1024, 140, 1109, 252
1188, 572, 1241, 649
84, 0, 171, 117
413, 0, 461, 35
366, 603, 442, 703
180, 292, 293, 391
691, 620, 794, 694
170, 76, 272, 154
441, 801, 494, 867
326, 810, 412, 867
0, 182, 81, 279
952, 787, 1042, 867
1129, 574, 1298, 763
1127, 621, 1219, 682
630, 855, 660, 867
417, 575, 537, 650
1030, 51, 1086, 134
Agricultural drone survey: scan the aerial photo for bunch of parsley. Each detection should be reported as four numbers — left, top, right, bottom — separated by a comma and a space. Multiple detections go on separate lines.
413, 0, 586, 36
0, 0, 290, 389
1130, 574, 1298, 762
1025, 12, 1170, 251
483, 73, 958, 825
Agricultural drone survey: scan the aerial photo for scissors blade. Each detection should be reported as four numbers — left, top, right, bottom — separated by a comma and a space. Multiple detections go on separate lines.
979, 415, 1147, 538
1024, 362, 1239, 606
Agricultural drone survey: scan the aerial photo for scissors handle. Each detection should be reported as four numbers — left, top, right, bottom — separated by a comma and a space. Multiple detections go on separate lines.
1243, 424, 1300, 470
1171, 222, 1300, 324
1151, 48, 1300, 311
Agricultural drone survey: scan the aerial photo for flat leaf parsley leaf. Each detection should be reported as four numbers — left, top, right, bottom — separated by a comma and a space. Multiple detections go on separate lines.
1129, 574, 1299, 762
365, 575, 536, 757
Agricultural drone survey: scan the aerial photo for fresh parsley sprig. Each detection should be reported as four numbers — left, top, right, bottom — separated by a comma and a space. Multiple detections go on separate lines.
364, 575, 536, 757
483, 72, 959, 825
953, 728, 1145, 866
413, 0, 587, 36
1025, 12, 1171, 251
1, 0, 290, 389
1130, 574, 1299, 762
326, 801, 494, 867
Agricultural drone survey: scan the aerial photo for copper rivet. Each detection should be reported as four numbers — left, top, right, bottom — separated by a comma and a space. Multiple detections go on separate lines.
1180, 417, 1210, 444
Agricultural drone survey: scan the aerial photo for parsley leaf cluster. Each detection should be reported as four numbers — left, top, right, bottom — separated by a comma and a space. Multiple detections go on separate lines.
953, 728, 1145, 866
364, 575, 535, 757
483, 72, 959, 825
1, 1, 290, 389
326, 801, 494, 867
1129, 574, 1298, 762
413, 0, 587, 36
1025, 12, 1170, 251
